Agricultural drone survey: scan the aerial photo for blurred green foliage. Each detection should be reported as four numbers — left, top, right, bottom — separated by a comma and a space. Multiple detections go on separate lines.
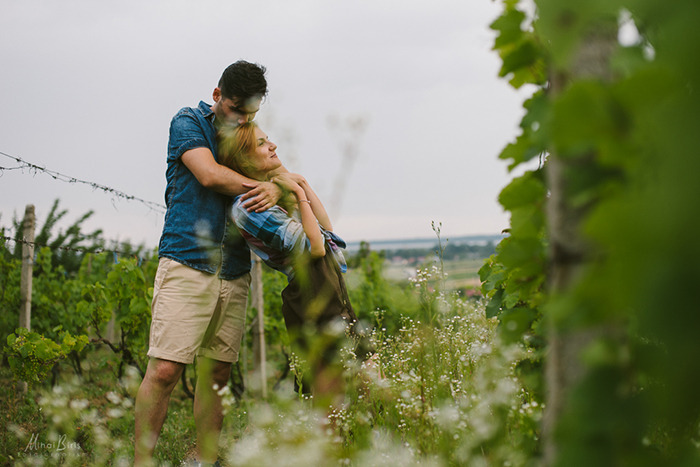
482, 0, 700, 464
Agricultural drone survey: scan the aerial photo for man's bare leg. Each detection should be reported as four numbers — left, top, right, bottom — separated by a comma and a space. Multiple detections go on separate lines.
193, 357, 232, 464
134, 358, 185, 466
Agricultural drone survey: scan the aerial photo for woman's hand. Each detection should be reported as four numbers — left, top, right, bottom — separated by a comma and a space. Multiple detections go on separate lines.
271, 173, 304, 198
284, 173, 307, 185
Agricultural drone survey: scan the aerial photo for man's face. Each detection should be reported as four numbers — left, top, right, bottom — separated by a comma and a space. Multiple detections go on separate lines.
212, 88, 262, 125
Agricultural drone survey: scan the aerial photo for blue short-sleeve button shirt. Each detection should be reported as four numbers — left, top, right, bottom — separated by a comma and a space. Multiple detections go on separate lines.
157, 101, 250, 279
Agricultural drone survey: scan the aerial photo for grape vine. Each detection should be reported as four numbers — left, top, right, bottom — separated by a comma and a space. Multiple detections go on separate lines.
483, 0, 700, 464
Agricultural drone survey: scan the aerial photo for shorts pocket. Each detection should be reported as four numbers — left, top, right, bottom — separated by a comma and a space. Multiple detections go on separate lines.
154, 258, 174, 290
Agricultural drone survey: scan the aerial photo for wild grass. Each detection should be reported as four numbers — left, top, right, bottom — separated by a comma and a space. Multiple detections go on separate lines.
2, 263, 541, 466
221, 296, 541, 466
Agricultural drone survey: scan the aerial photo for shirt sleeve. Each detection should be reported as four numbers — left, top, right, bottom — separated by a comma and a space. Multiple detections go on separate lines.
231, 199, 308, 254
168, 108, 210, 162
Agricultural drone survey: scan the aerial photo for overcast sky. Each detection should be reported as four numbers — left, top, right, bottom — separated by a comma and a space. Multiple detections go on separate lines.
0, 0, 531, 248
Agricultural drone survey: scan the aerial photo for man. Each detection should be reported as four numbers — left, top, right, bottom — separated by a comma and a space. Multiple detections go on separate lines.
134, 61, 281, 466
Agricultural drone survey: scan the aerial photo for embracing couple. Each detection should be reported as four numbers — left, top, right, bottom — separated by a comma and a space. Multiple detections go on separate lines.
134, 61, 371, 466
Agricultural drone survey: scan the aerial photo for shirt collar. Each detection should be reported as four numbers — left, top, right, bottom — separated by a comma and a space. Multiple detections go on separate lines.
198, 101, 215, 122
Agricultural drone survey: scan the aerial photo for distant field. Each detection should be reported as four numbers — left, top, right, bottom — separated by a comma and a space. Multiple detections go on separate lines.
442, 258, 484, 290
345, 235, 496, 294
383, 257, 484, 291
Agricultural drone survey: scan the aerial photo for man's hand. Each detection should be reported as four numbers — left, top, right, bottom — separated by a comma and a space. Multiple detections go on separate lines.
240, 181, 282, 212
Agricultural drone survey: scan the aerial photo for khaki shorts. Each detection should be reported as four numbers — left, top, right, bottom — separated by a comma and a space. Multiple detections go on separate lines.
147, 258, 251, 364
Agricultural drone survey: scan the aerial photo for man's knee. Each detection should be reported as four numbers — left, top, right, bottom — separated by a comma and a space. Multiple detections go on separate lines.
197, 358, 232, 388
146, 358, 185, 388
212, 361, 232, 387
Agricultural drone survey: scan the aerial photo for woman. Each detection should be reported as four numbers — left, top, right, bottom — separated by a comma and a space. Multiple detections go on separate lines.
218, 122, 372, 404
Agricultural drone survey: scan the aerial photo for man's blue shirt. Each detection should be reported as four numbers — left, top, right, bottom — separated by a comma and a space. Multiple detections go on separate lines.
158, 101, 250, 279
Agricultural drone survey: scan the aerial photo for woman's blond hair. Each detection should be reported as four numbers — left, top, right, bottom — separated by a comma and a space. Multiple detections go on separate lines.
217, 121, 261, 179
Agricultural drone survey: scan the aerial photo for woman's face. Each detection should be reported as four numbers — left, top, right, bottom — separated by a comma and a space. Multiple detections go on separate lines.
249, 126, 281, 176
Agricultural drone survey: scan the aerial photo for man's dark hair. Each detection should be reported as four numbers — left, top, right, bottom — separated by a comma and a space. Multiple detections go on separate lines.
219, 60, 268, 102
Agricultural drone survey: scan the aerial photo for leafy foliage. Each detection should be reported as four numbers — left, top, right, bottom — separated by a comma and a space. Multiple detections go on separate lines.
1, 202, 157, 383
483, 0, 700, 464
5, 327, 88, 385
2, 222, 542, 465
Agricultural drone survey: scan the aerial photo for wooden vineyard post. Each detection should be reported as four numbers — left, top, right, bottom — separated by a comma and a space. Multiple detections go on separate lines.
19, 204, 35, 331
250, 252, 267, 398
542, 22, 618, 465
18, 204, 35, 393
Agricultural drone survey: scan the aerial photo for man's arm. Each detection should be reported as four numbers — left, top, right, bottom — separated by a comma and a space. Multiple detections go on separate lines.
181, 147, 282, 212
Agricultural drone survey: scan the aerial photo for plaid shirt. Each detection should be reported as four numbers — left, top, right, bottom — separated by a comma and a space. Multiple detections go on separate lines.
230, 195, 347, 279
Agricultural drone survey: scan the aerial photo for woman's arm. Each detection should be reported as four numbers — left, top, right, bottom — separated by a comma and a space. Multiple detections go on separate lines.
275, 174, 332, 231
274, 174, 326, 257
297, 177, 332, 232
295, 188, 326, 257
